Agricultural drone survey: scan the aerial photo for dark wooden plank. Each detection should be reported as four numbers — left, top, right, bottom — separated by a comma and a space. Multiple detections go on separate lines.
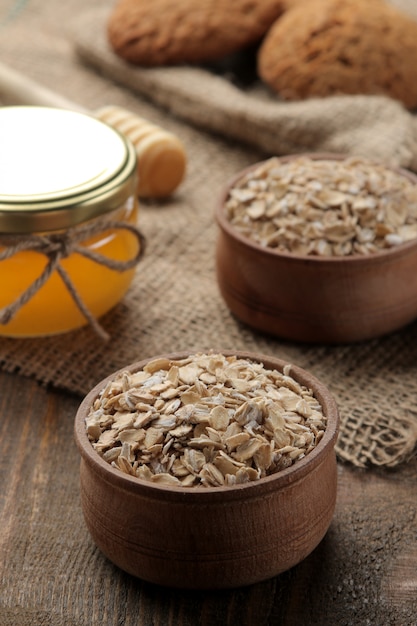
0, 371, 416, 626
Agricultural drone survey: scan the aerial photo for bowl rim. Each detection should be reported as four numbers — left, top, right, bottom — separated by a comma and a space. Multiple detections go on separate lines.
74, 350, 339, 502
215, 152, 417, 266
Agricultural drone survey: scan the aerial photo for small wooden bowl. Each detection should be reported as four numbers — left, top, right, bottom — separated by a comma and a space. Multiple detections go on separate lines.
215, 154, 417, 343
74, 351, 339, 589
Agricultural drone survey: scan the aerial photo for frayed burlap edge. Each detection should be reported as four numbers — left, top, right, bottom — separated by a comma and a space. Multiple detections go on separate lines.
335, 407, 417, 468
0, 5, 416, 470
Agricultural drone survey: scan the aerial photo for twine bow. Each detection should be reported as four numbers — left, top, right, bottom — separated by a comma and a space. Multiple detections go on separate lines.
0, 220, 145, 340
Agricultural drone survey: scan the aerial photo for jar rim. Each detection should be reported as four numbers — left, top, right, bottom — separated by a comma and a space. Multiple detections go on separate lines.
0, 106, 137, 233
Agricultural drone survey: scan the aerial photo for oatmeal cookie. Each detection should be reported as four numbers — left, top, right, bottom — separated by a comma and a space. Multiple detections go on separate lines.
257, 0, 417, 109
108, 0, 289, 65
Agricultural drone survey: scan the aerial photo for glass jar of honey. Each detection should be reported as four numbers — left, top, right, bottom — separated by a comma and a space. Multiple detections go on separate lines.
0, 106, 143, 338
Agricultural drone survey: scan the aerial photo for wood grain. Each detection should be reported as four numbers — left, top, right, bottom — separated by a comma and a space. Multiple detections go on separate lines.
74, 352, 338, 589
0, 371, 416, 625
0, 0, 416, 623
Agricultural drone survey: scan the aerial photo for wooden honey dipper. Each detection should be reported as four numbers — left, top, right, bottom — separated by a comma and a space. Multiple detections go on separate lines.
0, 61, 187, 198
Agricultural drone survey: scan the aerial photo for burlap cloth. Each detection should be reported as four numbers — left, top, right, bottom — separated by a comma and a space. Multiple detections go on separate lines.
1, 0, 417, 469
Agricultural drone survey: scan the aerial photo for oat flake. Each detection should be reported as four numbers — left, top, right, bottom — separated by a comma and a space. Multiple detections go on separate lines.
224, 157, 417, 256
85, 353, 327, 488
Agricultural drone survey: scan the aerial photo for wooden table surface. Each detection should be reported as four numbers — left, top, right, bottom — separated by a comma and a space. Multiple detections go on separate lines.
1, 1, 417, 624
0, 369, 416, 626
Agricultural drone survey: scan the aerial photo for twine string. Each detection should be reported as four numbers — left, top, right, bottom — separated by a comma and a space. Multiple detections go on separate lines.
0, 220, 145, 340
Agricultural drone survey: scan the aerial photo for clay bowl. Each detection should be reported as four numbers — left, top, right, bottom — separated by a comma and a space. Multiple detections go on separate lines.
74, 351, 339, 589
215, 153, 417, 343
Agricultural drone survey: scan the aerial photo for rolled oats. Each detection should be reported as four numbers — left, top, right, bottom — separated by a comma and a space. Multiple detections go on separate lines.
224, 157, 417, 256
86, 353, 327, 488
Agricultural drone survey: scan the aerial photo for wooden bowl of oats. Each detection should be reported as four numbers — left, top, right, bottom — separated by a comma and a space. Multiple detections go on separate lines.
216, 153, 417, 343
74, 351, 339, 589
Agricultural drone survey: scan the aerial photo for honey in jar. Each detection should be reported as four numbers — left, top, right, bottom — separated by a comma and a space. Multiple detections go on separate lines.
0, 106, 142, 338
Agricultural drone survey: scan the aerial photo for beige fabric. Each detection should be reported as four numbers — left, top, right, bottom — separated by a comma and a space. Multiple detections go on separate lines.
75, 9, 417, 172
0, 0, 417, 468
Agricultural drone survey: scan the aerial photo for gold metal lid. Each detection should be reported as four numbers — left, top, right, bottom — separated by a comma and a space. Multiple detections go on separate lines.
0, 106, 137, 233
